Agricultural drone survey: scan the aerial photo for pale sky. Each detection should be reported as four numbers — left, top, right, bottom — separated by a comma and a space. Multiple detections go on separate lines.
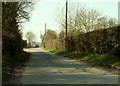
21, 0, 119, 42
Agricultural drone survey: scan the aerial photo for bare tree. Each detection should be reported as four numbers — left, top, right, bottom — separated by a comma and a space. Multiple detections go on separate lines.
58, 3, 117, 34
26, 31, 35, 47
108, 18, 117, 27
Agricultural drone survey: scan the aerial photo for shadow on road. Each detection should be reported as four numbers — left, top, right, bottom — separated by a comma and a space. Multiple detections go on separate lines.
7, 48, 119, 84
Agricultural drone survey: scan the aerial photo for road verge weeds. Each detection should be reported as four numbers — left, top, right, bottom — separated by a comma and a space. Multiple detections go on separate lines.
48, 49, 120, 70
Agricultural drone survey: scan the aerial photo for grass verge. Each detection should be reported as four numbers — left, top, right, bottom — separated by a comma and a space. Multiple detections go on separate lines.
48, 49, 120, 70
2, 51, 30, 82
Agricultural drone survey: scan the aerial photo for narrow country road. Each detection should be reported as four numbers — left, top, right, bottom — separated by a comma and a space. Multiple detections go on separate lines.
8, 48, 118, 84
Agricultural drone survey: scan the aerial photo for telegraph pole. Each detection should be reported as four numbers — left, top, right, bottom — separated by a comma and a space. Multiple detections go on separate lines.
44, 23, 47, 48
65, 0, 68, 38
45, 23, 47, 33
65, 0, 68, 50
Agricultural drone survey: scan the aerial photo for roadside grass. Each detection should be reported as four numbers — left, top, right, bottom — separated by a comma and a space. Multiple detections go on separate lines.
48, 49, 120, 69
2, 51, 30, 81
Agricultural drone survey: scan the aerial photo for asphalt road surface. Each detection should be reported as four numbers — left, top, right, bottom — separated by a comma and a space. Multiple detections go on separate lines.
8, 48, 119, 84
